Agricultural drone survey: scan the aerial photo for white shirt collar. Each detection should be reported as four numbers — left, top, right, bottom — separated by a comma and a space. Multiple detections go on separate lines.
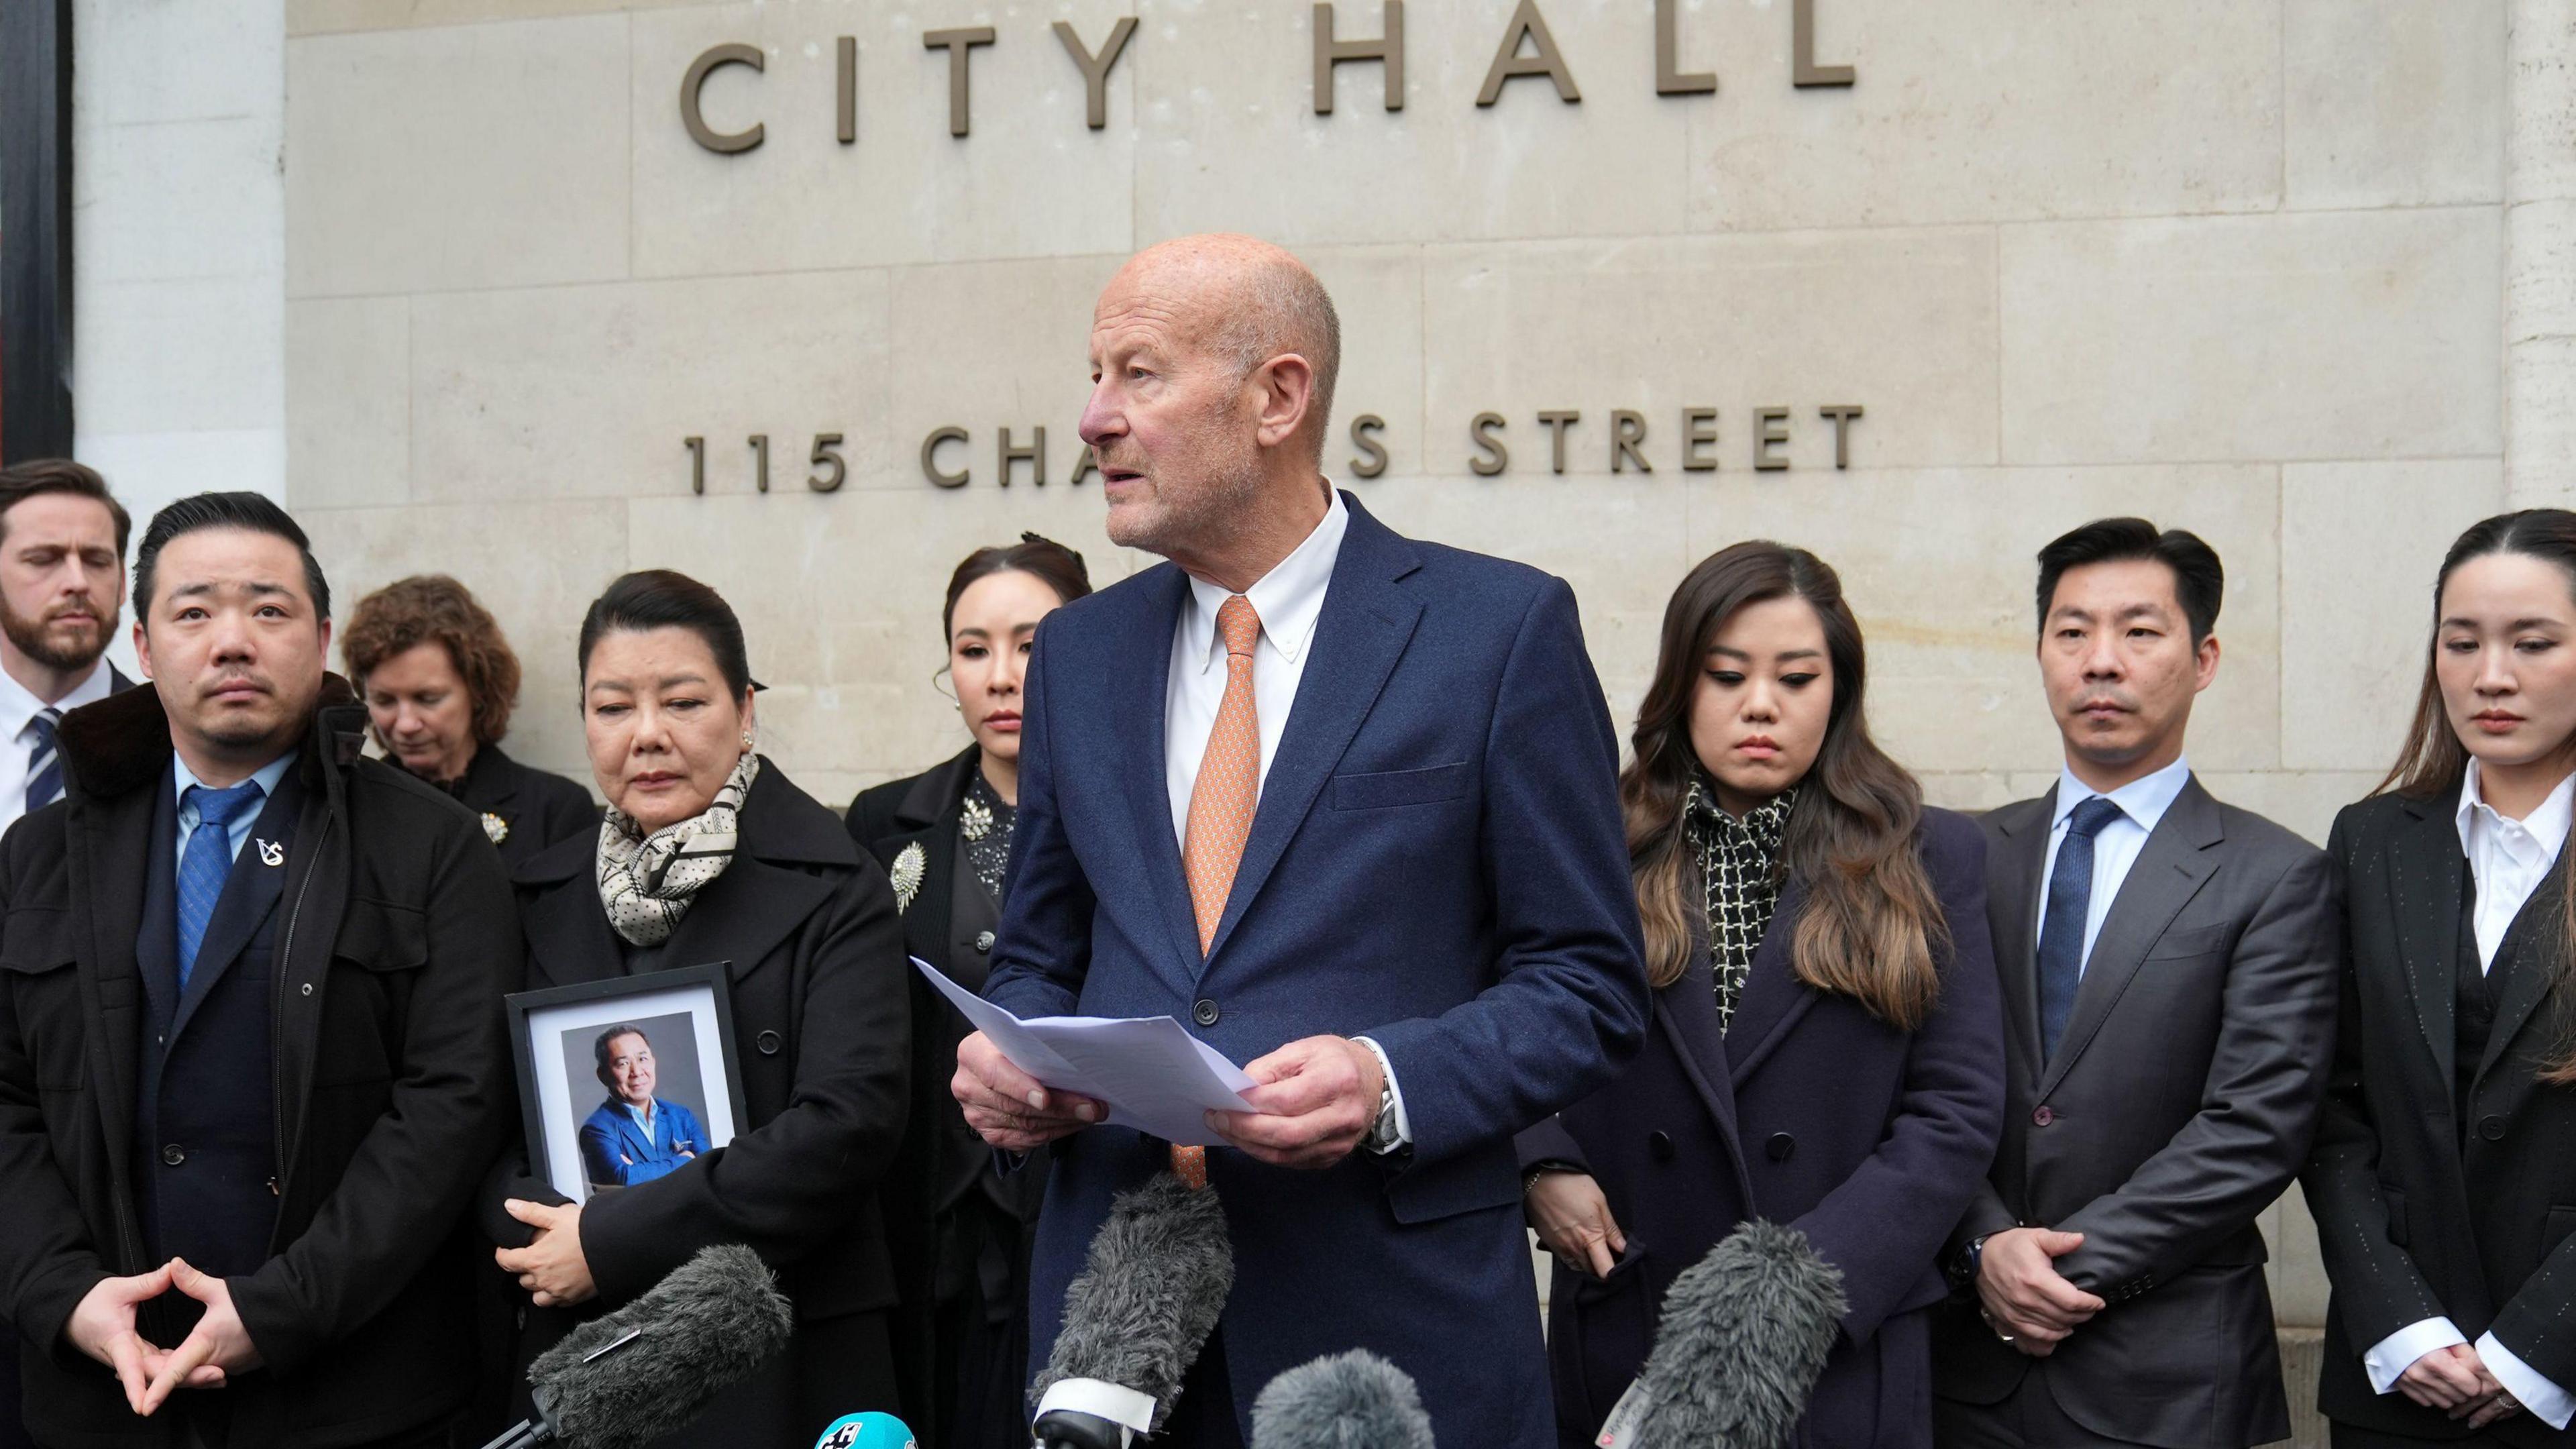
1181, 486, 1348, 674
0, 659, 115, 745
2455, 757, 2576, 865
2053, 754, 2192, 835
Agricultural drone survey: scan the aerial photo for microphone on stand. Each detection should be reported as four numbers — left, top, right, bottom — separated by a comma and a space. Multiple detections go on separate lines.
1250, 1350, 1436, 1449
476, 1243, 794, 1449
1028, 1170, 1234, 1449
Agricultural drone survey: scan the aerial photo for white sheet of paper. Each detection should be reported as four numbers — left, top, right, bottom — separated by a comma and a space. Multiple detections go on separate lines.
914, 957, 1258, 1146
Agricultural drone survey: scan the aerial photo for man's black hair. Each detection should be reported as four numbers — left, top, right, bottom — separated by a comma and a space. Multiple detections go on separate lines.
133, 492, 331, 623
2033, 517, 2224, 645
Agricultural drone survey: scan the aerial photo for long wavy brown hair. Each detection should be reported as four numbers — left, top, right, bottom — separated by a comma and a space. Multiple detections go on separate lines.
2377, 508, 2576, 1083
1626, 541, 1948, 1029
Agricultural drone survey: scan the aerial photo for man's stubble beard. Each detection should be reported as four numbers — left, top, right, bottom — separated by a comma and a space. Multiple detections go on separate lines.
0, 593, 115, 674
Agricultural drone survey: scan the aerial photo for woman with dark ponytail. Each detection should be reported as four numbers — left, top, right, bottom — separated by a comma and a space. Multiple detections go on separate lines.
1518, 541, 2004, 1448
2306, 508, 2576, 1446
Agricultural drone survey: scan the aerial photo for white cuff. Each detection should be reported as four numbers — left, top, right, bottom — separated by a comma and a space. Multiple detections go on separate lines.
1350, 1036, 1412, 1151
2478, 1332, 2576, 1430
2365, 1318, 2467, 1395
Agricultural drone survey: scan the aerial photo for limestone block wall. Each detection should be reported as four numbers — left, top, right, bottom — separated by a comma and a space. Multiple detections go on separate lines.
73, 0, 2525, 1331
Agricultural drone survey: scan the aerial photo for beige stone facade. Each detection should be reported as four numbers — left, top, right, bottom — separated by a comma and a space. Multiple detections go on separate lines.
77, 0, 2575, 1347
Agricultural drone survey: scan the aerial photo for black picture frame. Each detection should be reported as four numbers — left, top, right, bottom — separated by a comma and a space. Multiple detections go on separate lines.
505, 961, 750, 1203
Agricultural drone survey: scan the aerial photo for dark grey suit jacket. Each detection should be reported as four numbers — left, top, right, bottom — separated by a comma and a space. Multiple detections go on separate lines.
1933, 775, 2341, 1449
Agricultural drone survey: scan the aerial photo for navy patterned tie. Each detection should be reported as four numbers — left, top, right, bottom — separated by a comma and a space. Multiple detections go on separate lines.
177, 781, 266, 987
2037, 795, 2126, 1060
24, 707, 61, 813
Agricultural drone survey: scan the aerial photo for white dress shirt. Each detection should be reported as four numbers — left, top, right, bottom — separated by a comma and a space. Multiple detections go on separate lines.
1159, 488, 1410, 1147
2360, 760, 2576, 1428
0, 661, 116, 835
2034, 755, 2193, 973
173, 751, 298, 870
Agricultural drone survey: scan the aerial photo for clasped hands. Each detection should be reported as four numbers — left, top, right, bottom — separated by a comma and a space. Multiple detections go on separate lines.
65, 1258, 260, 1418
952, 1030, 1384, 1169
1974, 1228, 2104, 1358
2396, 1343, 2522, 1429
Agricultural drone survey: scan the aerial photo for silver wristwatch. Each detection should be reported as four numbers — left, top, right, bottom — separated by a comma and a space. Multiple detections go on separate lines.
1362, 1078, 1401, 1155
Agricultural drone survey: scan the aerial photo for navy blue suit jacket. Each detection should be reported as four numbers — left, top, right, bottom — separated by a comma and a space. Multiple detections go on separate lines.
981, 493, 1650, 1448
578, 1097, 706, 1189
1522, 808, 2004, 1449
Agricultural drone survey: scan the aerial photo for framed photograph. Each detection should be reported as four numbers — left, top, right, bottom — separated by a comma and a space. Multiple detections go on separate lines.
506, 963, 750, 1203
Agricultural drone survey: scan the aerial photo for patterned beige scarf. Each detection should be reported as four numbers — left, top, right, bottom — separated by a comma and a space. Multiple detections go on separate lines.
596, 752, 760, 947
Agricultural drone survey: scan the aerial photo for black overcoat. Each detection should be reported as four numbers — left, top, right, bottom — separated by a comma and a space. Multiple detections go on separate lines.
0, 678, 521, 1448
447, 743, 596, 873
1521, 806, 2004, 1449
487, 761, 911, 1447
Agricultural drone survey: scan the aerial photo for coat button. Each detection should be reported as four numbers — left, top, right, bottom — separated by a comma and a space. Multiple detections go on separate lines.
2480, 1115, 2508, 1142
1193, 998, 1220, 1027
974, 930, 995, 954
755, 1030, 783, 1056
161, 1144, 184, 1167
1648, 1130, 1675, 1162
1767, 1132, 1794, 1161
2033, 1106, 2055, 1127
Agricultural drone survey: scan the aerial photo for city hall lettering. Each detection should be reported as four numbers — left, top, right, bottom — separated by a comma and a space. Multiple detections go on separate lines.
678, 0, 1854, 152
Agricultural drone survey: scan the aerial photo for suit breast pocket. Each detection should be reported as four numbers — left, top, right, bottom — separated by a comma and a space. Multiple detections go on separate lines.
1329, 761, 1469, 811
2145, 922, 2234, 961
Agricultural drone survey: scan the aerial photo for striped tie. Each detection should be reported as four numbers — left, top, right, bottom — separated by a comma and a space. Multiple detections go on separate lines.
25, 708, 62, 814
1172, 594, 1262, 1189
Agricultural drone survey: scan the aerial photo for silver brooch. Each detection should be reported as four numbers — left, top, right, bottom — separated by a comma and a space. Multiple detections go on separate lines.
482, 812, 511, 845
890, 841, 926, 912
961, 794, 994, 843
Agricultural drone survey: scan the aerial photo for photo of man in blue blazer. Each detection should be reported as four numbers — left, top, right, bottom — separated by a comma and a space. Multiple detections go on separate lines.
951, 233, 1651, 1448
578, 1023, 705, 1190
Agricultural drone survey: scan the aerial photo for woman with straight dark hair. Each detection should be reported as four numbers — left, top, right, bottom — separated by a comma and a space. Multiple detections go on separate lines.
482, 570, 911, 1446
1518, 541, 2003, 1449
847, 534, 1091, 1449
2306, 508, 2576, 1446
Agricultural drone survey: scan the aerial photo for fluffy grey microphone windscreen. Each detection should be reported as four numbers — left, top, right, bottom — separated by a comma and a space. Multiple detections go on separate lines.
1628, 1220, 1845, 1449
528, 1242, 795, 1446
1249, 1350, 1436, 1449
1030, 1171, 1235, 1430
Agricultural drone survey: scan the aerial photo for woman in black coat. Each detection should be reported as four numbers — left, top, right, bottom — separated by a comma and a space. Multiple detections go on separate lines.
343, 572, 596, 871
2306, 509, 2576, 1447
1518, 542, 2004, 1449
849, 535, 1090, 1449
487, 570, 911, 1447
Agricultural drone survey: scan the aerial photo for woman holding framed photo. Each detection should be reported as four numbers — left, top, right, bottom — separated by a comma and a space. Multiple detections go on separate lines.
483, 569, 911, 1446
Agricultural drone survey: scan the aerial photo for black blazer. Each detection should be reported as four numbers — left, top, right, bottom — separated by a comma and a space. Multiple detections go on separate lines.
487, 761, 911, 1446
0, 679, 521, 1448
1937, 776, 2340, 1449
2304, 789, 2576, 1447
448, 742, 596, 872
1519, 807, 2004, 1449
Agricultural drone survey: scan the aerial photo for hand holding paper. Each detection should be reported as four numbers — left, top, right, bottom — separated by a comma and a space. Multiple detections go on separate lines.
923, 958, 1257, 1147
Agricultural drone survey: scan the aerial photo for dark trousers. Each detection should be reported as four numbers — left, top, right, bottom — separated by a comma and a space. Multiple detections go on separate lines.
1158, 1328, 1242, 1449
2329, 1425, 2512, 1447
0, 1336, 29, 1449
1935, 1375, 2155, 1449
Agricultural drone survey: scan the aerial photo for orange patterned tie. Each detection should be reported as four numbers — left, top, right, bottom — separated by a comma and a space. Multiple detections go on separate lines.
1173, 594, 1260, 1189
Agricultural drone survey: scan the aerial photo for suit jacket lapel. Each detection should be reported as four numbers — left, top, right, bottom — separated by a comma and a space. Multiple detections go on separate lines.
1116, 567, 1207, 975
1204, 499, 1422, 967
1724, 879, 1818, 1087
2479, 855, 2569, 1087
2390, 799, 2465, 1102
170, 776, 301, 1040
1988, 792, 2055, 1088
2036, 778, 2222, 1101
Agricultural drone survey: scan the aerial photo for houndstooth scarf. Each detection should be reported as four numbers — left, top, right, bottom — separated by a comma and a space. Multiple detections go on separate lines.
596, 752, 760, 947
1685, 773, 1797, 1035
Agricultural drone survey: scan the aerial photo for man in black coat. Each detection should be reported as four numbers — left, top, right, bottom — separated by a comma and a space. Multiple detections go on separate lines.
1934, 519, 2341, 1448
0, 492, 519, 1448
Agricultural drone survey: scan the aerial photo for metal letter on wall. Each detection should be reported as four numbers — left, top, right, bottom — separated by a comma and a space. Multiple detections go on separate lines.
1536, 410, 1580, 474
1348, 415, 1389, 478
1469, 413, 1509, 476
1611, 411, 1651, 473
1753, 407, 1791, 470
1055, 18, 1138, 130
1792, 0, 1856, 87
682, 42, 766, 154
1477, 0, 1580, 106
999, 427, 1045, 486
1818, 405, 1863, 469
1313, 2, 1404, 115
1654, 0, 1715, 96
837, 37, 857, 144
924, 427, 970, 487
924, 28, 998, 138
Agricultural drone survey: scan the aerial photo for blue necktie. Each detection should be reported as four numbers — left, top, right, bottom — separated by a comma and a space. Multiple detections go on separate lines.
24, 708, 61, 814
2037, 795, 2125, 1060
178, 781, 266, 987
